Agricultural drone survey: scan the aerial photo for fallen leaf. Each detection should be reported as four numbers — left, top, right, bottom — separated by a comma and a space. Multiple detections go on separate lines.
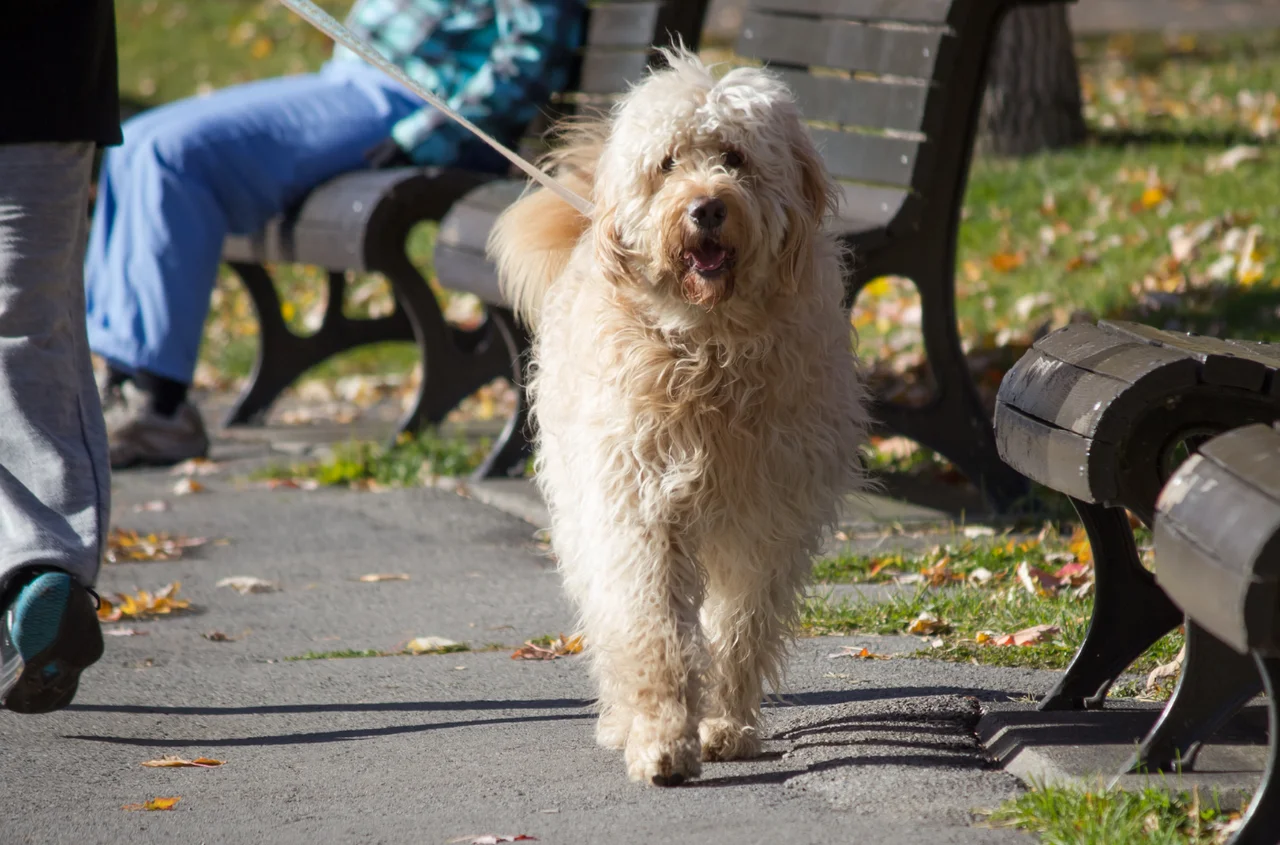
171, 478, 205, 496
170, 458, 222, 477
103, 627, 149, 637
1068, 526, 1093, 565
141, 756, 224, 768
1011, 624, 1060, 646
106, 528, 211, 563
122, 796, 181, 811
974, 631, 999, 645
906, 611, 947, 636
1146, 646, 1185, 694
1017, 561, 1060, 597
989, 251, 1025, 272
968, 567, 994, 586
1206, 145, 1261, 174
216, 576, 280, 595
827, 646, 887, 660
132, 500, 170, 513
1140, 185, 1167, 208
403, 636, 465, 655
265, 477, 319, 491
962, 525, 995, 539
511, 633, 584, 660
358, 573, 411, 583
448, 837, 537, 844
97, 583, 191, 622
202, 630, 239, 642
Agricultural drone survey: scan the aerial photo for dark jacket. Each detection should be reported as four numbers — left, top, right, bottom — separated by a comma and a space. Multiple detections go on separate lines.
1, 1, 121, 145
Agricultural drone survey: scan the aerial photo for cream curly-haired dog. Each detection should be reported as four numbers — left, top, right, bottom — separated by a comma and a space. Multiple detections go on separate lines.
488, 48, 869, 786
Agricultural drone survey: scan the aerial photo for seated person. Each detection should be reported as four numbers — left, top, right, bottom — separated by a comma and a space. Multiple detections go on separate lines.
87, 0, 583, 468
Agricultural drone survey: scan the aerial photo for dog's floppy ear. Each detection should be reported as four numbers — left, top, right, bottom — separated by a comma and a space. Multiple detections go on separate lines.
778, 126, 834, 293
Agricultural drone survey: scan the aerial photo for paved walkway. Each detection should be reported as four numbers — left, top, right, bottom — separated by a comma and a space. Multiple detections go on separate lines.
0, 410, 1267, 843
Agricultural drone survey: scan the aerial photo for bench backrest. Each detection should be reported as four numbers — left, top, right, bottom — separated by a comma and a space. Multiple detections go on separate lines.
735, 0, 1053, 238
515, 0, 711, 162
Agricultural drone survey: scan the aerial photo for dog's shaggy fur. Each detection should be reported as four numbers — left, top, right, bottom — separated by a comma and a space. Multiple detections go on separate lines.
488, 49, 870, 786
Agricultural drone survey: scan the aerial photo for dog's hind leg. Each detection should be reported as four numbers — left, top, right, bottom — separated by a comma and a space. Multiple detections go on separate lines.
576, 528, 706, 786
699, 540, 809, 762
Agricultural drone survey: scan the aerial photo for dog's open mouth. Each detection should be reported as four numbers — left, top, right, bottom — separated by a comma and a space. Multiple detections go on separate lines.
684, 241, 734, 278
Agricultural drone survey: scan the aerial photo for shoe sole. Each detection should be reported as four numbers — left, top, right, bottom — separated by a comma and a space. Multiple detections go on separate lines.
1, 573, 104, 714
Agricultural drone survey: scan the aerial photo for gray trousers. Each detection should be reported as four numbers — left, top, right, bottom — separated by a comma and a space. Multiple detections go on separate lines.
0, 143, 110, 594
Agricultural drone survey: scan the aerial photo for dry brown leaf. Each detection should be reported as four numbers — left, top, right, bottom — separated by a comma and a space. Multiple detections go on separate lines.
216, 576, 280, 595
141, 756, 223, 768
170, 458, 223, 477
511, 633, 583, 661
265, 477, 320, 491
1146, 646, 1185, 694
1016, 561, 1060, 597
448, 836, 538, 844
97, 583, 191, 622
1011, 624, 1060, 646
106, 528, 210, 563
906, 611, 946, 636
122, 796, 181, 811
989, 251, 1025, 272
171, 478, 205, 496
358, 573, 411, 583
827, 646, 888, 660
132, 500, 170, 513
202, 630, 240, 642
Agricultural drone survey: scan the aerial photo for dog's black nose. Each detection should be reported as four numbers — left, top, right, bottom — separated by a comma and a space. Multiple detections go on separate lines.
687, 196, 726, 230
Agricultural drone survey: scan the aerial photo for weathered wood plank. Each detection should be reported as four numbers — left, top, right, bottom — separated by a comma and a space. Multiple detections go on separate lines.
737, 11, 948, 78
779, 70, 931, 132
994, 401, 1116, 502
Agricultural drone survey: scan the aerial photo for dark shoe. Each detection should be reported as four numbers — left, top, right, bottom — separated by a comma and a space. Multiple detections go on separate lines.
107, 383, 210, 469
0, 571, 104, 714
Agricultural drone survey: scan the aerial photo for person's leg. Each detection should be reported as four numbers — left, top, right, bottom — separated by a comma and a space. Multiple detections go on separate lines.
84, 68, 421, 466
0, 142, 109, 713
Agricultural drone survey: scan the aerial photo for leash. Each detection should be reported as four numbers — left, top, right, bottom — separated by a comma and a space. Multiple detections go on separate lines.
276, 0, 595, 216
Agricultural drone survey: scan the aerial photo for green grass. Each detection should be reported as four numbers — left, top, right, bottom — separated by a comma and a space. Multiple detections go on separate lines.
806, 529, 1179, 671
983, 784, 1241, 844
285, 642, 473, 661
253, 429, 496, 487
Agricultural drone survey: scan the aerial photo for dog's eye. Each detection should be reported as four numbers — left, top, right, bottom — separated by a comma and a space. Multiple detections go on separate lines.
723, 150, 745, 169
661, 155, 675, 173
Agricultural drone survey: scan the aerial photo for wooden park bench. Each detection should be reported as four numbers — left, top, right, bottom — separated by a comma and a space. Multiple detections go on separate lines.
1154, 422, 1280, 845
434, 0, 1068, 506
994, 320, 1280, 775
222, 0, 1068, 506
219, 1, 710, 478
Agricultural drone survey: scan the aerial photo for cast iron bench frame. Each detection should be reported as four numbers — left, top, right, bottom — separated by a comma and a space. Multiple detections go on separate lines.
219, 0, 710, 479
1154, 422, 1280, 845
995, 319, 1280, 776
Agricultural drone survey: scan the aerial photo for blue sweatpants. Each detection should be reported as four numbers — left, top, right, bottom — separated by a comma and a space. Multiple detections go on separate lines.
85, 61, 425, 384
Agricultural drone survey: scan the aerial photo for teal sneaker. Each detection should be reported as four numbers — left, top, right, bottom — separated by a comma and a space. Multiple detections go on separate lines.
0, 571, 104, 714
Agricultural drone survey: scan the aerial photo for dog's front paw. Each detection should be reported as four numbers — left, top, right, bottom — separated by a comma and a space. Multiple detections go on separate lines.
625, 721, 701, 787
699, 717, 760, 761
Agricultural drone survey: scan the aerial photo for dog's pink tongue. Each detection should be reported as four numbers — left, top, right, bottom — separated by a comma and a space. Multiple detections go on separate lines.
690, 244, 727, 271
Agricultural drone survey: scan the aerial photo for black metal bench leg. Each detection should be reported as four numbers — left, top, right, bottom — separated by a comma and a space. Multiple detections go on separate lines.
1230, 654, 1280, 845
1039, 499, 1184, 711
468, 308, 532, 480
868, 262, 1029, 513
1123, 621, 1263, 773
224, 262, 309, 426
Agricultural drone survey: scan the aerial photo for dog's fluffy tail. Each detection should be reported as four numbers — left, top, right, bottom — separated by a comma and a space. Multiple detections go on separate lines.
487, 116, 606, 328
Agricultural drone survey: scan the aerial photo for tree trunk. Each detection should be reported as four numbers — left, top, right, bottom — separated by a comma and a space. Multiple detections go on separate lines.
977, 4, 1087, 157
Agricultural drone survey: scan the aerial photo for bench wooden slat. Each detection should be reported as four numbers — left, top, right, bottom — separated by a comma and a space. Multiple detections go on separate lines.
996, 348, 1132, 441
835, 182, 910, 228
750, 0, 953, 24
1198, 424, 1280, 526
994, 402, 1116, 503
1031, 322, 1199, 389
812, 128, 920, 186
586, 2, 663, 48
779, 70, 931, 133
434, 244, 504, 305
577, 49, 652, 95
1100, 320, 1276, 392
737, 11, 948, 79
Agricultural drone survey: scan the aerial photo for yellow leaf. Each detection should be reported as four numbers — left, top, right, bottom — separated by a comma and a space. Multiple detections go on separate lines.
250, 36, 274, 59
98, 583, 191, 621
123, 796, 181, 811
358, 573, 411, 583
862, 277, 892, 298
1140, 186, 1166, 208
172, 477, 205, 496
280, 300, 296, 322
141, 756, 224, 768
404, 636, 464, 655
